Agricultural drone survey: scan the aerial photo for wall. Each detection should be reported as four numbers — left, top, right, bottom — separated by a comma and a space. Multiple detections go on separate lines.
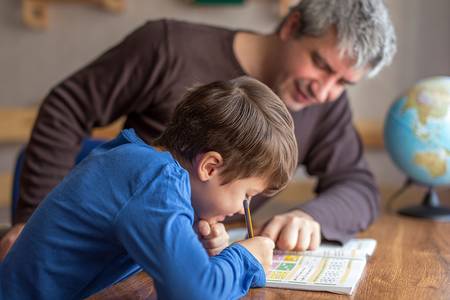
347, 0, 450, 185
0, 0, 449, 186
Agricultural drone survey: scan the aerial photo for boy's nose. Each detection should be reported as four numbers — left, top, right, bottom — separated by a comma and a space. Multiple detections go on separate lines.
238, 207, 245, 215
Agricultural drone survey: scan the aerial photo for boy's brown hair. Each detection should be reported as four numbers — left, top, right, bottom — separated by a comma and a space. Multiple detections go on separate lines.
155, 76, 298, 196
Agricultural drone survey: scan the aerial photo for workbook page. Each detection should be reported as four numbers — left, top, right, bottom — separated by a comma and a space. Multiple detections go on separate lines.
267, 251, 367, 294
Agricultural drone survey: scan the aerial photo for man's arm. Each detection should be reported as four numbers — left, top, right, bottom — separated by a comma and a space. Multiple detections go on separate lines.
14, 21, 168, 224
0, 21, 170, 261
298, 94, 380, 243
261, 93, 379, 247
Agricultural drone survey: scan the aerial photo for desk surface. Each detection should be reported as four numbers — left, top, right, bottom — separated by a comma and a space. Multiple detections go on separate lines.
89, 184, 450, 300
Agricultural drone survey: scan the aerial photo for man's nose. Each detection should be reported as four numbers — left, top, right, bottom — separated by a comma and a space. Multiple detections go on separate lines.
312, 77, 335, 103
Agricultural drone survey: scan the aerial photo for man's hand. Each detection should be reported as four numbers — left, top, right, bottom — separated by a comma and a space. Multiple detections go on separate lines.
196, 220, 229, 256
259, 210, 321, 251
0, 223, 25, 261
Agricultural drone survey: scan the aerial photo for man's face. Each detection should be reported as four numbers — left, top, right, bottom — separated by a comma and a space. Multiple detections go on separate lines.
271, 18, 368, 111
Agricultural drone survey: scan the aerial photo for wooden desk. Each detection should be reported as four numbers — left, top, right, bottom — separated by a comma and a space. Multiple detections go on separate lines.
89, 184, 450, 300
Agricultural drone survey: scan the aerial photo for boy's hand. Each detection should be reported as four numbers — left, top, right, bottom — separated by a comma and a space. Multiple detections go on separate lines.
0, 223, 25, 261
197, 220, 229, 256
238, 237, 275, 273
259, 210, 321, 251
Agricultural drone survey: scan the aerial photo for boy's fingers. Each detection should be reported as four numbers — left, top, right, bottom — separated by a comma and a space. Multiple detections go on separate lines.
197, 220, 211, 237
201, 231, 229, 249
198, 222, 229, 250
259, 236, 275, 249
202, 222, 226, 240
211, 223, 226, 237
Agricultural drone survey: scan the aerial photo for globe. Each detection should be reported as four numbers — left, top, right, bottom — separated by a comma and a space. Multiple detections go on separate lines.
384, 76, 450, 187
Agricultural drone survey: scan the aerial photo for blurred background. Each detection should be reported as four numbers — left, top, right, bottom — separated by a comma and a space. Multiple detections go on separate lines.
0, 0, 449, 222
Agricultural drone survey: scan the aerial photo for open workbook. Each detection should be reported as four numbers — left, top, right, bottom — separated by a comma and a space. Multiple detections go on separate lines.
228, 228, 376, 295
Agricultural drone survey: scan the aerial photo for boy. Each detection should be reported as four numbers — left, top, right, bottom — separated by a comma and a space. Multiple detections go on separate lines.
0, 77, 298, 299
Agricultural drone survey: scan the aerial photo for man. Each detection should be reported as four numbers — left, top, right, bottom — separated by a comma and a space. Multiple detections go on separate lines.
0, 0, 396, 259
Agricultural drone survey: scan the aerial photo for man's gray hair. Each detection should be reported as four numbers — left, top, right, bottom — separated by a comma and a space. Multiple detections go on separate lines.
284, 0, 397, 77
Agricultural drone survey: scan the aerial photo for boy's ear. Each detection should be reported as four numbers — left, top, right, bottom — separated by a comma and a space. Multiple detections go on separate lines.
279, 11, 301, 41
195, 151, 224, 182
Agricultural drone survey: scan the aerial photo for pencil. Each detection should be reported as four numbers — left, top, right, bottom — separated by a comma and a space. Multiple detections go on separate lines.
243, 198, 254, 238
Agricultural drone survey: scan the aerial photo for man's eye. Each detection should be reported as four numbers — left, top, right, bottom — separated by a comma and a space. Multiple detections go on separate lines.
314, 58, 322, 67
315, 58, 326, 70
312, 54, 322, 67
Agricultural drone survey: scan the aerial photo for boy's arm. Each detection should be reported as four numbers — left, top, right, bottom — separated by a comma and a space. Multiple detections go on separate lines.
15, 20, 168, 225
113, 166, 265, 300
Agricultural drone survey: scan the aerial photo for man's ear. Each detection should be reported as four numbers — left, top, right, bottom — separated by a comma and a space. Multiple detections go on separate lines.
279, 11, 301, 41
195, 151, 224, 182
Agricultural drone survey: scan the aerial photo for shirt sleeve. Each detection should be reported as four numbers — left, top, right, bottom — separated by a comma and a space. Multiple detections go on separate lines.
113, 164, 265, 300
298, 94, 380, 243
15, 20, 169, 224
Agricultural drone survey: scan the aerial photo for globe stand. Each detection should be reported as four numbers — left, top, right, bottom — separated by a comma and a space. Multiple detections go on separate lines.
398, 187, 450, 221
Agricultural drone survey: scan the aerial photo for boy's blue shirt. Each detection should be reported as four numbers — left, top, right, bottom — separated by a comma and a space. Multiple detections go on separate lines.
0, 129, 265, 300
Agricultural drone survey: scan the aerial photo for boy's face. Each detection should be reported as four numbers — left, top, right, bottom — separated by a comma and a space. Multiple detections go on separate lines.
192, 176, 267, 224
188, 152, 267, 224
